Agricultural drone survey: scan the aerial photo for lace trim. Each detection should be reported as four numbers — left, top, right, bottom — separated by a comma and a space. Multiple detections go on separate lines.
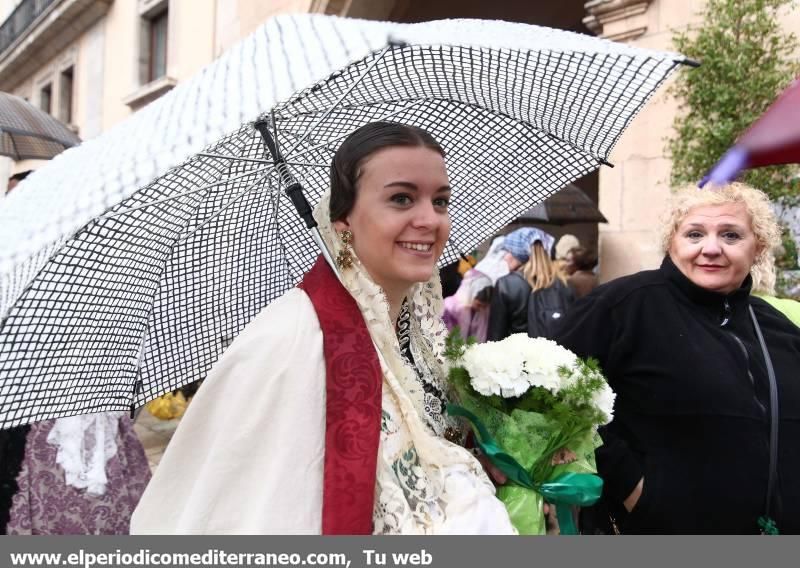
397, 301, 448, 434
46, 413, 123, 495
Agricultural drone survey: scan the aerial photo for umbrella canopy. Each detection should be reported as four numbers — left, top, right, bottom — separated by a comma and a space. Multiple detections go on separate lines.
0, 15, 686, 428
704, 76, 800, 185
512, 184, 607, 225
0, 92, 81, 160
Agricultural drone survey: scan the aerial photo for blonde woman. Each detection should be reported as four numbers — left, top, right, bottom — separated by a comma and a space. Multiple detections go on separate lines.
487, 229, 574, 340
552, 182, 800, 534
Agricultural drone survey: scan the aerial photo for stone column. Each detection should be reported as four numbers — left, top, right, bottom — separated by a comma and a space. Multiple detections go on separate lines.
583, 0, 654, 41
583, 0, 670, 282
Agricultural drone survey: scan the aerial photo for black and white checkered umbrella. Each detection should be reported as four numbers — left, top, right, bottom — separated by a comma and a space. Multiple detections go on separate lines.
0, 15, 689, 428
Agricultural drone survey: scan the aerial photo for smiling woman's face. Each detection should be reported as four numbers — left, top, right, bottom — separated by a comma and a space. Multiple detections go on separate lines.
668, 202, 759, 294
333, 145, 451, 301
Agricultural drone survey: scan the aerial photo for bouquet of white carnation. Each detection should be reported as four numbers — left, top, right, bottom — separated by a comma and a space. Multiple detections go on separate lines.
445, 332, 615, 535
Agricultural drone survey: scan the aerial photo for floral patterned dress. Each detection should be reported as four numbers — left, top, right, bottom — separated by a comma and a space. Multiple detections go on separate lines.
1, 416, 150, 534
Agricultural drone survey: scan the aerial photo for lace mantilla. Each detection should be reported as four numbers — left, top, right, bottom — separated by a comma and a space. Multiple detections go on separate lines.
397, 301, 448, 434
313, 193, 513, 535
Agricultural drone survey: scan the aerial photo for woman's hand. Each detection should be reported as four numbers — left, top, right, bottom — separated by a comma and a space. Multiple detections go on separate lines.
623, 477, 644, 512
544, 503, 560, 535
474, 450, 508, 484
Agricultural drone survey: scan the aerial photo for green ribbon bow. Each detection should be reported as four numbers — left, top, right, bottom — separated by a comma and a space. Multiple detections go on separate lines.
758, 516, 779, 535
448, 403, 603, 535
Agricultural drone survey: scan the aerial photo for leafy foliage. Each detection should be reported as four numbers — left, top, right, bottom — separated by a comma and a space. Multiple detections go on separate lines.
668, 0, 800, 203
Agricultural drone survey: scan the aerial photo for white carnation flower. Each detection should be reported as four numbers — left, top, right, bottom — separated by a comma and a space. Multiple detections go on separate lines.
592, 382, 616, 424
516, 335, 578, 393
462, 339, 528, 397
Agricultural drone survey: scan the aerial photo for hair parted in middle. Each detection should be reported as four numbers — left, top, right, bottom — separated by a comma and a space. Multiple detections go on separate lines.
660, 182, 782, 294
329, 121, 446, 222
522, 241, 566, 292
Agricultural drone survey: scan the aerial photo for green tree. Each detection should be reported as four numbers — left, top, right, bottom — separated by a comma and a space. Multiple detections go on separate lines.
668, 0, 800, 203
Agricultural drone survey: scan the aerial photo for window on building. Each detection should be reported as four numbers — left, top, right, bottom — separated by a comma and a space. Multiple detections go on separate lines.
39, 83, 52, 114
59, 66, 74, 124
147, 9, 168, 82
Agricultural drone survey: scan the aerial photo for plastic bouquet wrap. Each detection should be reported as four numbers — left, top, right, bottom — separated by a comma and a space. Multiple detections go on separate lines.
445, 332, 615, 535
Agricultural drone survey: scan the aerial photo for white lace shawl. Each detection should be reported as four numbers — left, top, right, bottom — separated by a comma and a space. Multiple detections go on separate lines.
313, 194, 514, 534
46, 412, 123, 495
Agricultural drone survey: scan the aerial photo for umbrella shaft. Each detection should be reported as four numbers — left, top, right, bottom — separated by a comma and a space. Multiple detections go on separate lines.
286, 182, 316, 229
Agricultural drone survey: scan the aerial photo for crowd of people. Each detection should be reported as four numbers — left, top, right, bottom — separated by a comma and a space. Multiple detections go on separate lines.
443, 227, 598, 343
1, 121, 799, 534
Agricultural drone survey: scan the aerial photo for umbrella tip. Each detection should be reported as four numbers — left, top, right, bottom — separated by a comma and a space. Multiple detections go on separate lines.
678, 58, 701, 68
387, 36, 408, 49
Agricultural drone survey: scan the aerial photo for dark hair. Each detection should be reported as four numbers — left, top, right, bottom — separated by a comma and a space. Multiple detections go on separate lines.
475, 286, 493, 305
568, 246, 598, 271
10, 170, 31, 182
329, 121, 445, 222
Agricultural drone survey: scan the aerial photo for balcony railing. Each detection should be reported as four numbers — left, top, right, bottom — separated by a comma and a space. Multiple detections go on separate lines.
0, 0, 58, 55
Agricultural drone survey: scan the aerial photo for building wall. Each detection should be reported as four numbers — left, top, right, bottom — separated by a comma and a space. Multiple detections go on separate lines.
0, 0, 322, 198
100, 0, 216, 130
215, 0, 314, 56
596, 0, 800, 281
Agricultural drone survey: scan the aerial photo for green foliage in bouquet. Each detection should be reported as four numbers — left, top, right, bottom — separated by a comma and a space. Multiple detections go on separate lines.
444, 330, 610, 534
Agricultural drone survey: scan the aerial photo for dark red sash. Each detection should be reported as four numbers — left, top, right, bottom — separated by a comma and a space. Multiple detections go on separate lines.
298, 257, 383, 535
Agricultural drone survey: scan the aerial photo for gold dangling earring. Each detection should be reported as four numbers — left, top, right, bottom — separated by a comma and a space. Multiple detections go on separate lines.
336, 230, 354, 270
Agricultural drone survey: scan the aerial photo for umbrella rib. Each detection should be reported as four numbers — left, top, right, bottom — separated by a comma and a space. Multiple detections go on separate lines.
281, 44, 394, 159
279, 99, 429, 161
195, 153, 328, 167
176, 170, 276, 244
8, 131, 22, 161
98, 165, 272, 221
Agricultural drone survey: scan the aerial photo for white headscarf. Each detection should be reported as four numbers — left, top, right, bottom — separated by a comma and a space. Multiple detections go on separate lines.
473, 236, 509, 283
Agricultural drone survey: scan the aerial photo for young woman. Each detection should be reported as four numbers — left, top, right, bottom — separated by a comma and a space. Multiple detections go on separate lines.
130, 122, 515, 535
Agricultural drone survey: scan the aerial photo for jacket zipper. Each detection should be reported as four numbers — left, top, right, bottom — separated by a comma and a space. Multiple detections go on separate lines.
720, 299, 767, 414
727, 331, 767, 415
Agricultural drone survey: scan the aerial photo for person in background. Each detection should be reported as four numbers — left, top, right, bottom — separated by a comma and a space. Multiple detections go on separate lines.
565, 246, 599, 299
553, 182, 800, 534
554, 234, 580, 263
1, 414, 151, 534
443, 237, 507, 342
487, 228, 574, 340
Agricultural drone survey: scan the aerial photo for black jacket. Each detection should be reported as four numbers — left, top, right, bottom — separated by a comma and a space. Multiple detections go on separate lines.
488, 272, 532, 341
552, 256, 800, 534
487, 273, 573, 341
